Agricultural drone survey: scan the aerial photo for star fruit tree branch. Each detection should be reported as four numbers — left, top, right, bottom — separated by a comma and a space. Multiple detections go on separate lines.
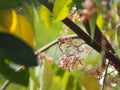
37, 0, 120, 68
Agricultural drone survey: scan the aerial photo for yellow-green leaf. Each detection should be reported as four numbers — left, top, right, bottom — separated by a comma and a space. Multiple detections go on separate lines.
40, 5, 52, 29
117, 24, 120, 47
97, 13, 104, 30
89, 14, 97, 40
40, 60, 53, 90
0, 9, 34, 48
14, 14, 34, 48
53, 0, 73, 23
0, 9, 12, 32
0, 25, 6, 32
22, 3, 34, 27
80, 73, 99, 90
0, 9, 17, 32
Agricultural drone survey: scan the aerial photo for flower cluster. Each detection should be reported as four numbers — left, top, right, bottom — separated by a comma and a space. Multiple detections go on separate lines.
59, 52, 83, 71
68, 0, 96, 22
58, 37, 85, 71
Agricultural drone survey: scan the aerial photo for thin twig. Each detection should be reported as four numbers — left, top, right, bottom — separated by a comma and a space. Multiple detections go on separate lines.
0, 66, 25, 90
0, 80, 10, 90
35, 34, 79, 55
102, 61, 110, 90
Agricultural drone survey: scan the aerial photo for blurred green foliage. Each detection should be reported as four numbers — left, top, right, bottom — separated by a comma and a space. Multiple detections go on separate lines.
1, 0, 120, 90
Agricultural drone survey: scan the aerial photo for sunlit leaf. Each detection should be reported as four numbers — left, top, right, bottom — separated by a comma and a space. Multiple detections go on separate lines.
53, 0, 73, 22
0, 0, 21, 10
0, 32, 38, 67
97, 13, 104, 30
80, 73, 99, 90
105, 30, 116, 41
10, 10, 18, 33
40, 5, 52, 29
0, 9, 34, 48
60, 73, 69, 89
40, 60, 53, 90
0, 55, 29, 86
14, 14, 34, 48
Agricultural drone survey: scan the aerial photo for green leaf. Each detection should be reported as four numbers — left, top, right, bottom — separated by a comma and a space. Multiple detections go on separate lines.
84, 50, 101, 67
89, 14, 97, 40
73, 81, 82, 90
117, 24, 120, 47
0, 55, 29, 86
97, 13, 104, 30
115, 49, 120, 58
4, 83, 27, 90
40, 5, 52, 29
0, 9, 35, 48
40, 60, 53, 90
29, 67, 40, 88
74, 0, 84, 9
0, 0, 21, 10
53, 0, 73, 22
80, 73, 99, 90
66, 74, 74, 90
60, 72, 72, 90
0, 32, 38, 67
22, 3, 34, 28
33, 6, 63, 49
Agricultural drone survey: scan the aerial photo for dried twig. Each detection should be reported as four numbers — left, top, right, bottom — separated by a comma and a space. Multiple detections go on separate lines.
102, 61, 110, 90
0, 66, 25, 90
0, 80, 10, 90
35, 34, 79, 55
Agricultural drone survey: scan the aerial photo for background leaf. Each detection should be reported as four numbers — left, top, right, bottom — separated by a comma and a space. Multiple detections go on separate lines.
40, 60, 53, 90
53, 0, 73, 22
14, 13, 34, 48
29, 67, 40, 88
33, 6, 64, 49
97, 13, 104, 30
0, 9, 13, 32
65, 74, 74, 90
0, 0, 21, 10
0, 9, 34, 48
80, 73, 99, 90
89, 14, 97, 40
22, 3, 34, 28
117, 24, 120, 47
0, 32, 37, 67
40, 5, 52, 29
74, 0, 84, 9
0, 55, 29, 86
